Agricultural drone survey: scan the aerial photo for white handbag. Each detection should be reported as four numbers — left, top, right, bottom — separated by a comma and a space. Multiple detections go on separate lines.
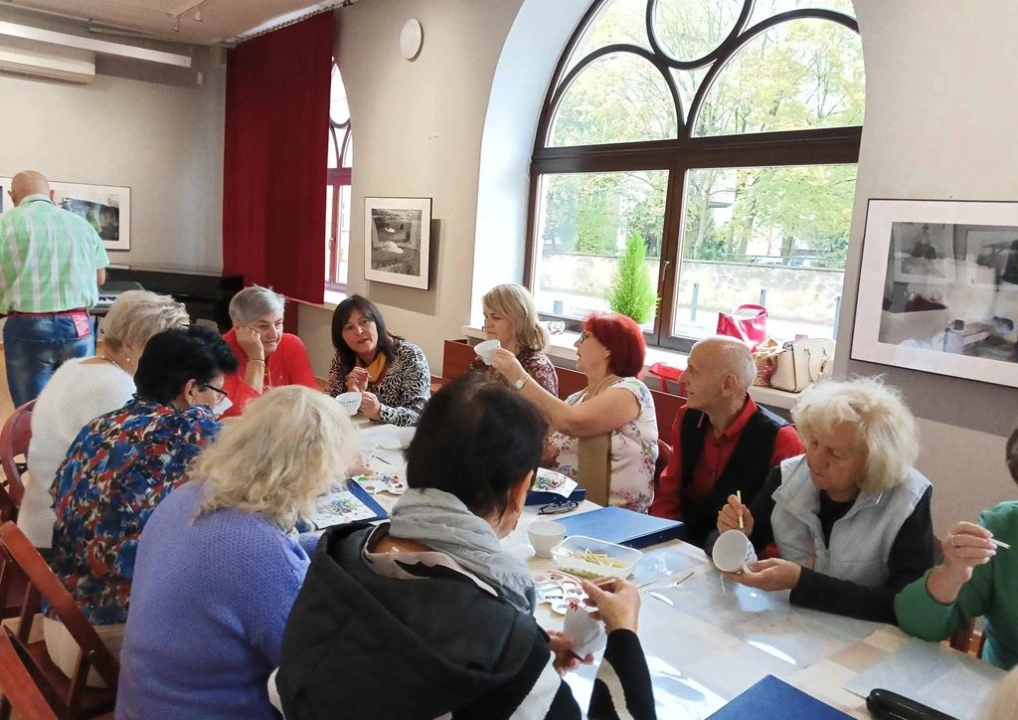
769, 338, 834, 393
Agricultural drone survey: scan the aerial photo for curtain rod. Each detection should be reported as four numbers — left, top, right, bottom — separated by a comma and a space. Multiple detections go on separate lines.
227, 0, 359, 46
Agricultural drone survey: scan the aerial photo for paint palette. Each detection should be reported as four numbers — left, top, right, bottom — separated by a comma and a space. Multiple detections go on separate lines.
353, 474, 407, 495
531, 570, 586, 615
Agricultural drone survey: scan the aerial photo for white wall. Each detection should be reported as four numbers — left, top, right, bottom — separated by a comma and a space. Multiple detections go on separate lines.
298, 0, 526, 375
837, 0, 1018, 533
0, 47, 225, 271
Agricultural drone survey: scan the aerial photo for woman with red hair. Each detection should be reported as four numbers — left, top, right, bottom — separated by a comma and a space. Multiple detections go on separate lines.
492, 312, 658, 512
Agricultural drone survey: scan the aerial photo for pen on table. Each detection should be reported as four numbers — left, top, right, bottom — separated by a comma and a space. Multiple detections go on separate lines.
736, 490, 744, 530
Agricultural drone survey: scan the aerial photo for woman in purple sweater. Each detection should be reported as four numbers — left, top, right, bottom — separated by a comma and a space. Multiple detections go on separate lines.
115, 386, 357, 720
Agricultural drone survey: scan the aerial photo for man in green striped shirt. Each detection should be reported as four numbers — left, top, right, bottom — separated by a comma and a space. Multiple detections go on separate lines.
1, 171, 109, 406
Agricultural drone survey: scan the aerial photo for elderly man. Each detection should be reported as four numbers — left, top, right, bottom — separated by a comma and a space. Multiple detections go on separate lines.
649, 336, 803, 547
0, 171, 109, 407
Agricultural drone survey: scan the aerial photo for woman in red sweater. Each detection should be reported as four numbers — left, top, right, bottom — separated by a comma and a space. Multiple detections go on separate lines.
221, 286, 318, 417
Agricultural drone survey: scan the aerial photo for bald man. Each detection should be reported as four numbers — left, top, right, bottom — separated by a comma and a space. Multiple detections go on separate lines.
1, 171, 109, 406
649, 336, 803, 547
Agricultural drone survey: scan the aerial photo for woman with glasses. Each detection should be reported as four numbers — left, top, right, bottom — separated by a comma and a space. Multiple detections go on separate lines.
324, 295, 430, 426
220, 285, 318, 417
45, 325, 237, 682
492, 312, 658, 512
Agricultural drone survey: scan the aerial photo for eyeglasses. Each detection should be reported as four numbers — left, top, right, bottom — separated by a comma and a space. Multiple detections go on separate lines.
577, 331, 591, 344
200, 383, 229, 400
538, 500, 578, 515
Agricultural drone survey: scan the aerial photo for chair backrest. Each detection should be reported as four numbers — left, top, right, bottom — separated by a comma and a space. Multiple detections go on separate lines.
0, 522, 120, 700
0, 400, 35, 507
0, 628, 58, 720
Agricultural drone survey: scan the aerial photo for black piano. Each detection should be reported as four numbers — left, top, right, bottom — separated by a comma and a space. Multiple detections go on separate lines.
95, 266, 244, 332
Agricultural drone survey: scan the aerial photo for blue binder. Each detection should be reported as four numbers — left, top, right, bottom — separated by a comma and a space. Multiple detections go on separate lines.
707, 675, 852, 719
555, 506, 683, 549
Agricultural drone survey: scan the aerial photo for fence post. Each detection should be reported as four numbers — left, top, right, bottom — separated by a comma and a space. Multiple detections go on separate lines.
759, 288, 767, 307
691, 282, 699, 321
553, 299, 563, 315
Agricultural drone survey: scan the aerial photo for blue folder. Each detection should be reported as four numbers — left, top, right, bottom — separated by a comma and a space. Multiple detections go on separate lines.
707, 675, 852, 719
555, 506, 683, 549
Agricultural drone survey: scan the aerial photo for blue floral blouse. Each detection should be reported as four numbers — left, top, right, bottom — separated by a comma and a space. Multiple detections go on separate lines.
50, 397, 220, 625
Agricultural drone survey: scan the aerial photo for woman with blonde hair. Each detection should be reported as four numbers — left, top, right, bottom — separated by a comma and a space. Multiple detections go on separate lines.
22, 290, 189, 549
471, 283, 558, 395
712, 377, 935, 623
115, 385, 356, 719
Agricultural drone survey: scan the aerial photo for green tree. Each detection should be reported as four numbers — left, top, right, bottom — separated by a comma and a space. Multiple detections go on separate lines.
606, 232, 658, 324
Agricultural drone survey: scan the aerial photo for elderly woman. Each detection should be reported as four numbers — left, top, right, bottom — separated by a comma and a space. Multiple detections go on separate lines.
46, 325, 237, 679
221, 285, 318, 417
712, 378, 935, 624
324, 295, 430, 426
895, 425, 1018, 670
115, 387, 356, 719
492, 312, 658, 512
21, 290, 189, 550
470, 283, 558, 395
277, 374, 655, 718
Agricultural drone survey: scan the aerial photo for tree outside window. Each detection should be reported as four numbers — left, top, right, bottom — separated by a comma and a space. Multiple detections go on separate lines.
529, 0, 864, 349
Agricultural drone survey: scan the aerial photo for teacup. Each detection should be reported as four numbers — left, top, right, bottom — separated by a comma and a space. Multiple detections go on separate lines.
335, 391, 362, 416
711, 529, 758, 573
474, 339, 501, 365
528, 521, 566, 559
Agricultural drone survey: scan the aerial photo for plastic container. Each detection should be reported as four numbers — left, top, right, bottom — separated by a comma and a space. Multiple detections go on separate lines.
551, 535, 643, 580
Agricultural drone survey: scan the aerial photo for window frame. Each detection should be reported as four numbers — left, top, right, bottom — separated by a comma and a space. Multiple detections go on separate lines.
525, 1, 862, 352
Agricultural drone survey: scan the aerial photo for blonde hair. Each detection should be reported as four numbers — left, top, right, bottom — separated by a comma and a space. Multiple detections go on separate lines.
482, 283, 549, 351
792, 377, 919, 494
229, 285, 285, 325
100, 290, 189, 353
195, 386, 355, 529
986, 667, 1018, 720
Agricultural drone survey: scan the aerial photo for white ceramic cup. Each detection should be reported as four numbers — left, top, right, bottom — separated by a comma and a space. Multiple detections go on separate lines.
474, 339, 501, 365
711, 529, 758, 573
528, 521, 566, 559
335, 391, 362, 416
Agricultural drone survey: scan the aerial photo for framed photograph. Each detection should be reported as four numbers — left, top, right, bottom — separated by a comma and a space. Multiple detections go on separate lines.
852, 199, 1018, 387
0, 177, 131, 251
363, 196, 432, 290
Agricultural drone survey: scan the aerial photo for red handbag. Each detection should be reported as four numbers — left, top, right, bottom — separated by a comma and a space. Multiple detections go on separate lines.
716, 304, 768, 351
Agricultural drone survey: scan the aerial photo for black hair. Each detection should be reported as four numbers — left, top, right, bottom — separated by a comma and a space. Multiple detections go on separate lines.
134, 324, 239, 405
330, 295, 395, 369
405, 374, 547, 519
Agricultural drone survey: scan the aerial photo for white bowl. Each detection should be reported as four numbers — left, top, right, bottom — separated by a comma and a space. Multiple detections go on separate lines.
395, 426, 416, 449
335, 391, 362, 416
474, 339, 501, 364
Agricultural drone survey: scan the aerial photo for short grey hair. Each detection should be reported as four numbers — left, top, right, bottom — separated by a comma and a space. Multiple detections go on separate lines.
100, 290, 189, 352
195, 386, 356, 529
792, 377, 919, 494
229, 285, 285, 324
696, 336, 756, 392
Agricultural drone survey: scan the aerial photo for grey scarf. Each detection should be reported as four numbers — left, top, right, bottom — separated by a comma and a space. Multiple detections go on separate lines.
389, 488, 536, 614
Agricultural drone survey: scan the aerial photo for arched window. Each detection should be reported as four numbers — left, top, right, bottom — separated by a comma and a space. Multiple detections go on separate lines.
528, 0, 864, 349
326, 61, 353, 291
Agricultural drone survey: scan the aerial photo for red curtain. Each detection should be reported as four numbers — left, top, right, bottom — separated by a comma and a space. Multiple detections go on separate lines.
222, 13, 332, 304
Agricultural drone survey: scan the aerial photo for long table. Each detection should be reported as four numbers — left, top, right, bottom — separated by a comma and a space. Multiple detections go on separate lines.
353, 424, 1005, 719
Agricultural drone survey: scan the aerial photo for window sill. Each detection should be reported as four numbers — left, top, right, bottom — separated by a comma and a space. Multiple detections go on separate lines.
293, 289, 347, 313
460, 325, 802, 410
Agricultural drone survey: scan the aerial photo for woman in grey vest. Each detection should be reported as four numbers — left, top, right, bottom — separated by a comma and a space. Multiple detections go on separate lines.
711, 377, 935, 624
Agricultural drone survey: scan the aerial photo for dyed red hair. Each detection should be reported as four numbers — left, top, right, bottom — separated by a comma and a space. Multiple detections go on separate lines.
583, 313, 645, 377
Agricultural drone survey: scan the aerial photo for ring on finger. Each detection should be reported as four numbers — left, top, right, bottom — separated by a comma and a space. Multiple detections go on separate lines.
950, 536, 959, 549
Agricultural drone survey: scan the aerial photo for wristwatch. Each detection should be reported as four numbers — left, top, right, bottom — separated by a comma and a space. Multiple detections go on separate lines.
513, 375, 528, 391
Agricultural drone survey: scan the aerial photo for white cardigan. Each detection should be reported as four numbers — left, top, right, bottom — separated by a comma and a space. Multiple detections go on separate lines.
20, 358, 136, 547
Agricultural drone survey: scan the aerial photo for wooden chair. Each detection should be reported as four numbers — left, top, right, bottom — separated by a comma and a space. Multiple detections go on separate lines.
0, 522, 119, 719
654, 439, 672, 491
0, 399, 36, 514
0, 628, 57, 720
949, 618, 986, 658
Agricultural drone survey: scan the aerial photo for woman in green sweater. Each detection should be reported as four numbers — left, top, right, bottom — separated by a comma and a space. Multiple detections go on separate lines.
894, 427, 1018, 670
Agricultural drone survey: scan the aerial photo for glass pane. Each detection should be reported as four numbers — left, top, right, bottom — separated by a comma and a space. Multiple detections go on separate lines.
565, 0, 650, 77
672, 163, 856, 342
550, 53, 678, 146
534, 170, 668, 330
330, 65, 350, 125
749, 0, 856, 26
694, 18, 864, 136
654, 0, 744, 62
338, 184, 351, 285
324, 184, 335, 283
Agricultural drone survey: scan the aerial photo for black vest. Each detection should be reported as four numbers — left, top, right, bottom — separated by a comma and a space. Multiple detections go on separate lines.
679, 404, 788, 547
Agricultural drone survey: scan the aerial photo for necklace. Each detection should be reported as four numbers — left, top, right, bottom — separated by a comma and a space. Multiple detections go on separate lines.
101, 353, 126, 372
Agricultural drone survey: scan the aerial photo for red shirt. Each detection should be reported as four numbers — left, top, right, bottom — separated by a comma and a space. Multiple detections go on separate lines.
221, 329, 319, 417
649, 396, 804, 520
